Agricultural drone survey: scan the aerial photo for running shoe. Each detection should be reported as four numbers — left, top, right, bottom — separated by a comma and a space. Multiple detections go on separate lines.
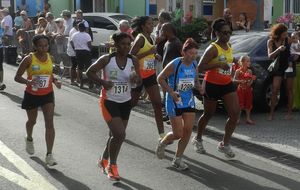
155, 141, 166, 159
98, 158, 108, 174
191, 136, 206, 154
217, 141, 235, 158
0, 84, 6, 91
45, 154, 57, 166
25, 137, 34, 155
106, 164, 120, 181
172, 157, 189, 171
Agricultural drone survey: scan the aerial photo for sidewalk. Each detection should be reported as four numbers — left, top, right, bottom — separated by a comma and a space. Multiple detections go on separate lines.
134, 98, 300, 159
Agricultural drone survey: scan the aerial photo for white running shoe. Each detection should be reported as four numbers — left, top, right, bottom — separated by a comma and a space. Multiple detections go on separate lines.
172, 157, 189, 171
45, 154, 57, 166
217, 142, 235, 158
155, 141, 166, 159
191, 136, 206, 154
25, 137, 34, 155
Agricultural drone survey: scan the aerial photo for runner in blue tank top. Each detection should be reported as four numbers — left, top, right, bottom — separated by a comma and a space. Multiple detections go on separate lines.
156, 38, 201, 170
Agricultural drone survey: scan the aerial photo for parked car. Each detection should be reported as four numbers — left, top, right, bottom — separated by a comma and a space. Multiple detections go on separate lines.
73, 12, 132, 47
197, 31, 286, 112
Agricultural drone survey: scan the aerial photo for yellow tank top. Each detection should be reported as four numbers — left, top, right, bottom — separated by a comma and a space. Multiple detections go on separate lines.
136, 33, 156, 79
26, 53, 53, 95
204, 42, 233, 85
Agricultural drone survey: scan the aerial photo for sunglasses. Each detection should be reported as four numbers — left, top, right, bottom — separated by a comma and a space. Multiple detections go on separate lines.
220, 31, 232, 36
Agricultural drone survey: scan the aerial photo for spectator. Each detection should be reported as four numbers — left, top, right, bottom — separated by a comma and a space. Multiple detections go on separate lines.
0, 21, 5, 91
35, 17, 47, 35
1, 8, 13, 46
45, 12, 57, 36
74, 9, 89, 31
67, 20, 80, 85
223, 8, 233, 31
16, 29, 29, 57
20, 10, 32, 31
174, 3, 183, 25
267, 23, 294, 120
236, 12, 251, 32
71, 22, 93, 89
61, 10, 73, 36
14, 10, 23, 31
184, 5, 194, 24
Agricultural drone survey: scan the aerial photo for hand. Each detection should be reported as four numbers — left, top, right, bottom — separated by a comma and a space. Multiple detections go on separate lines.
54, 80, 62, 89
102, 80, 114, 90
150, 46, 157, 55
170, 91, 180, 102
26, 77, 39, 87
278, 45, 286, 51
155, 54, 162, 62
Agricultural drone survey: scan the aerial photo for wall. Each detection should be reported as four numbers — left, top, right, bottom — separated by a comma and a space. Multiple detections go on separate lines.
123, 0, 146, 17
272, 0, 283, 24
227, 0, 258, 25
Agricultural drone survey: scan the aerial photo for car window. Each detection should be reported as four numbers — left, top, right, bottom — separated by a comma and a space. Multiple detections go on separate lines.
109, 15, 132, 23
231, 35, 267, 53
255, 38, 268, 57
84, 16, 116, 30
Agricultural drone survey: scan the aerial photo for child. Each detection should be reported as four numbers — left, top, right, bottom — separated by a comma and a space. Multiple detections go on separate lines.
234, 55, 256, 125
288, 32, 300, 72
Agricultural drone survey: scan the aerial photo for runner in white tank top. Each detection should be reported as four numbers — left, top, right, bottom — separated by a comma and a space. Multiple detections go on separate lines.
86, 32, 141, 181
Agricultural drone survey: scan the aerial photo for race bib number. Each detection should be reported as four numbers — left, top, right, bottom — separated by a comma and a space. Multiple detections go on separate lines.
178, 78, 194, 91
218, 63, 232, 76
32, 75, 50, 89
112, 82, 129, 94
143, 58, 155, 70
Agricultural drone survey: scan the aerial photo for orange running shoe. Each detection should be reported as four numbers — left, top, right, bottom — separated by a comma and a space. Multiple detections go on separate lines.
107, 164, 120, 181
98, 159, 108, 174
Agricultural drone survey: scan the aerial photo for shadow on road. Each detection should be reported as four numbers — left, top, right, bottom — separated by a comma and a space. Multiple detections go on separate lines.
30, 156, 91, 190
0, 91, 23, 104
125, 139, 289, 190
113, 177, 153, 190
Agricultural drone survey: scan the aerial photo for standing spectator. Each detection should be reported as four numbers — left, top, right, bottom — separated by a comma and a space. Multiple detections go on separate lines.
174, 3, 183, 26
223, 8, 233, 31
14, 10, 23, 31
192, 18, 239, 158
1, 8, 13, 46
74, 9, 89, 31
236, 12, 251, 32
184, 5, 194, 24
20, 10, 32, 31
61, 10, 73, 36
290, 31, 300, 110
67, 21, 80, 85
14, 35, 61, 166
35, 17, 47, 35
45, 12, 57, 36
267, 23, 294, 120
233, 55, 256, 125
130, 16, 165, 139
16, 29, 29, 58
71, 22, 93, 89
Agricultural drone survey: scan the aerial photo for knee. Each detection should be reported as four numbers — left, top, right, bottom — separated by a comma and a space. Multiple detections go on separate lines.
113, 131, 126, 142
201, 112, 213, 121
173, 131, 184, 140
26, 119, 36, 126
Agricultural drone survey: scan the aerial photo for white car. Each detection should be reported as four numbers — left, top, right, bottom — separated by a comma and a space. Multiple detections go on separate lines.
79, 12, 132, 47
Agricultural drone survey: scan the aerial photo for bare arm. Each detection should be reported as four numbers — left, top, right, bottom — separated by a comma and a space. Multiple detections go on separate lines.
267, 39, 285, 59
86, 54, 113, 90
130, 36, 156, 59
197, 44, 229, 73
157, 62, 180, 102
14, 55, 34, 86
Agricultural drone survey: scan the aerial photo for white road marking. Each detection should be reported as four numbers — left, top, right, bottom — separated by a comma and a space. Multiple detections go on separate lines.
0, 140, 57, 190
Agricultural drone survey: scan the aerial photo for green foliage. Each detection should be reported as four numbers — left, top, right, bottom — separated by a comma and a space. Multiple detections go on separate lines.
172, 17, 208, 43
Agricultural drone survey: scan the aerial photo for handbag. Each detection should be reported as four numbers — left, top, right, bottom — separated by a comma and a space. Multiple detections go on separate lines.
268, 55, 280, 74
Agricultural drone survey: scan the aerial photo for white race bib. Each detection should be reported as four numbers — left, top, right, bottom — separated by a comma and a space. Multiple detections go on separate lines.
143, 58, 155, 70
178, 78, 194, 91
218, 63, 232, 76
32, 75, 51, 89
112, 81, 129, 94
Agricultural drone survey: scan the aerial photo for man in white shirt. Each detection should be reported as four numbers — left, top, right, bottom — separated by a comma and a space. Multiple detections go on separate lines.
71, 22, 92, 88
0, 8, 13, 46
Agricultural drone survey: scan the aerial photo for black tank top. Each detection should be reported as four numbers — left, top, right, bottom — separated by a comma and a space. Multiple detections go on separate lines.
272, 38, 290, 71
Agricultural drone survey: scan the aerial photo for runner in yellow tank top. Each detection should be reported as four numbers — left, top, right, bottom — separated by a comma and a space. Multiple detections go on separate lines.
130, 16, 165, 140
15, 35, 61, 166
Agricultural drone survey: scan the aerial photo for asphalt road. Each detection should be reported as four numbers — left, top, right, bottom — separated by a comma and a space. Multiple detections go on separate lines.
1, 63, 300, 190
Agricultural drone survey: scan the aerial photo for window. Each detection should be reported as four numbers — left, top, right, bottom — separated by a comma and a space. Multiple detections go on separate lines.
293, 0, 300, 14
203, 5, 213, 16
93, 17, 115, 30
285, 0, 300, 14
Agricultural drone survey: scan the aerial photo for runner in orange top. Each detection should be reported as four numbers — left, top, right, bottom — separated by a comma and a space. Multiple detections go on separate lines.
15, 35, 61, 166
130, 16, 165, 140
192, 18, 240, 158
